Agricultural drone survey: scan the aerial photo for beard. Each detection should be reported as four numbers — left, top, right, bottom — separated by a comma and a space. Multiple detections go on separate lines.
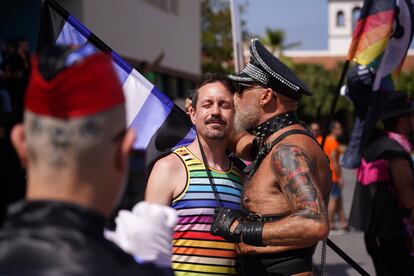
204, 129, 226, 140
234, 103, 260, 132
203, 116, 228, 140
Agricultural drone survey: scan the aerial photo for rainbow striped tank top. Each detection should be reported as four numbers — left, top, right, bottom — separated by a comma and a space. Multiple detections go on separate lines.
171, 146, 243, 276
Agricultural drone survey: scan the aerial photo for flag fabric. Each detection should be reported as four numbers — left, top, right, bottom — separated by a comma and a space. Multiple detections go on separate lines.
347, 0, 395, 66
37, 0, 196, 169
347, 0, 414, 91
372, 0, 414, 90
342, 0, 414, 168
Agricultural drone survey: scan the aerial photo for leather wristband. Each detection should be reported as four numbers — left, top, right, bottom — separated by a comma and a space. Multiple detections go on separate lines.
241, 221, 264, 246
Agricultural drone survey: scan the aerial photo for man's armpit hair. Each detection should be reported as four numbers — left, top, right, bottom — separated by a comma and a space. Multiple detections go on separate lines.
271, 143, 326, 221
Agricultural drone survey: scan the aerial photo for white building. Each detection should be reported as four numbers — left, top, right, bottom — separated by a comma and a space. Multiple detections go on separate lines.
57, 0, 201, 99
328, 0, 361, 54
284, 0, 414, 71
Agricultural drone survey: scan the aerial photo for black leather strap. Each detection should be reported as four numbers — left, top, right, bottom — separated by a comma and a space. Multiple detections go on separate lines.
244, 129, 315, 177
268, 129, 317, 148
197, 135, 222, 208
241, 205, 289, 222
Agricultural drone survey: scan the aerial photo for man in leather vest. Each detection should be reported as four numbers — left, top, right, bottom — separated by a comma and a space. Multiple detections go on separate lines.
0, 45, 169, 275
210, 39, 332, 275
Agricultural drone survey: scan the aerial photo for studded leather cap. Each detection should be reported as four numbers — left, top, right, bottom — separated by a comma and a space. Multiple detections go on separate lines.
229, 38, 312, 100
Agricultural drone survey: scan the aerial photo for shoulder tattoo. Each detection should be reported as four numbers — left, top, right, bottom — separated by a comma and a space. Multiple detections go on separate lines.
272, 143, 327, 221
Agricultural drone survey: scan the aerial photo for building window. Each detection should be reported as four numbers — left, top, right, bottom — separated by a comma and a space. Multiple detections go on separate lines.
142, 0, 179, 15
336, 11, 345, 27
352, 7, 361, 30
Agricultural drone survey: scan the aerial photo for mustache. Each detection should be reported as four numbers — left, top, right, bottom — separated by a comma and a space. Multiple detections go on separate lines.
205, 116, 226, 125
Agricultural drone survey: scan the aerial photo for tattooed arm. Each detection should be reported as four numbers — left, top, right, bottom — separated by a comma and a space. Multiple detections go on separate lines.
261, 143, 329, 246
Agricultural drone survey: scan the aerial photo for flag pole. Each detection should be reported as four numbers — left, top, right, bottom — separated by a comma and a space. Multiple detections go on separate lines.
320, 60, 350, 148
230, 0, 243, 73
320, 0, 375, 148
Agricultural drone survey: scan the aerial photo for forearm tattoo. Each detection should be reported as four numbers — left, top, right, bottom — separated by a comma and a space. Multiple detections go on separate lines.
272, 144, 327, 221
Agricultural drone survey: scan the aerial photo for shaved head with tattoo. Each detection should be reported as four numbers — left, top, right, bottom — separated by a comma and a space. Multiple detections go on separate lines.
11, 47, 134, 216
0, 45, 165, 275
22, 106, 129, 212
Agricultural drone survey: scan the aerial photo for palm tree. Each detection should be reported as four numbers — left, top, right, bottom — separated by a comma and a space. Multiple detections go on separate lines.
260, 28, 301, 57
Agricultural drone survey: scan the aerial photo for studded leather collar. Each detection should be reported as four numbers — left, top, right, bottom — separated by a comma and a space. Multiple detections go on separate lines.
248, 112, 301, 153
244, 112, 303, 177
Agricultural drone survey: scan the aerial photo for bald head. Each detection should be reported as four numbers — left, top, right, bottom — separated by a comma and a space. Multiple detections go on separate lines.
273, 91, 298, 112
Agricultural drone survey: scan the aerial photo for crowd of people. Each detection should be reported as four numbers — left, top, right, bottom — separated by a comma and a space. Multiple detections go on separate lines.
310, 121, 349, 234
0, 37, 412, 276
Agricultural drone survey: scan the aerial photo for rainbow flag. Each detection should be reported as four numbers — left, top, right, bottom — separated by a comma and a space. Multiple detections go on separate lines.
342, 0, 414, 168
347, 0, 395, 66
347, 0, 414, 91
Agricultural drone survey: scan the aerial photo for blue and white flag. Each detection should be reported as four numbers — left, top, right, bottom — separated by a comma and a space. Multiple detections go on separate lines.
37, 0, 196, 169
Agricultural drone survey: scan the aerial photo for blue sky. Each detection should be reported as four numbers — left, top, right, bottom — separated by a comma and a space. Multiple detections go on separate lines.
244, 0, 328, 50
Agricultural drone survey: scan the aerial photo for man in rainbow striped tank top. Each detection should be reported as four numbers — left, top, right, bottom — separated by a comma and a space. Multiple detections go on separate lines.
146, 74, 243, 275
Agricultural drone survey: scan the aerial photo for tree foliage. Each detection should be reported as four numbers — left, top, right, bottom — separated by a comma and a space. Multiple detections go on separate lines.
397, 70, 414, 98
260, 28, 301, 56
291, 62, 353, 122
201, 0, 248, 74
260, 28, 285, 54
201, 0, 234, 74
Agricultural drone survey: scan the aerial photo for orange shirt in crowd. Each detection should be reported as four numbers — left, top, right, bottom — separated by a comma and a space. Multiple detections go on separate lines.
317, 135, 340, 182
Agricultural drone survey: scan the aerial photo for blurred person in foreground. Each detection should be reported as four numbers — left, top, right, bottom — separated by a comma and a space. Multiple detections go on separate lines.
0, 44, 172, 276
145, 74, 244, 275
349, 91, 414, 276
210, 39, 331, 275
317, 121, 348, 233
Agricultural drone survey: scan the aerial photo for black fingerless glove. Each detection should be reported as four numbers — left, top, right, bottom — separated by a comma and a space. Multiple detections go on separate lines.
210, 208, 243, 243
210, 207, 264, 246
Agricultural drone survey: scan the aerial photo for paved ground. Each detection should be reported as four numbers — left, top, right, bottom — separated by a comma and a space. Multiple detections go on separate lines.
313, 168, 376, 276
